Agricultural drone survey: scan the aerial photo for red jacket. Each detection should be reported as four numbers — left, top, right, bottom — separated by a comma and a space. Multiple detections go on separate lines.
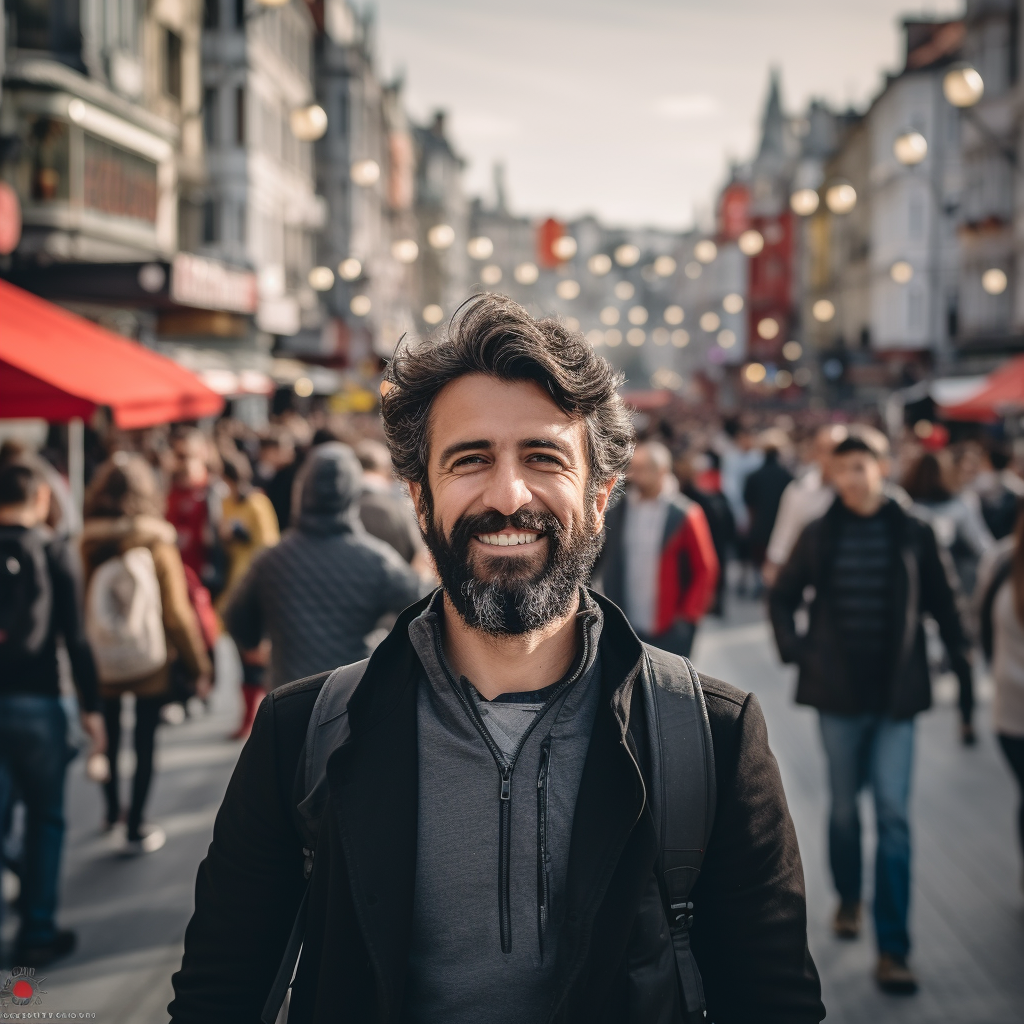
597, 493, 720, 634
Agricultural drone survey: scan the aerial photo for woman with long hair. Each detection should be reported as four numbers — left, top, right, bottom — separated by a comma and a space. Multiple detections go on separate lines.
80, 453, 212, 854
977, 503, 1024, 891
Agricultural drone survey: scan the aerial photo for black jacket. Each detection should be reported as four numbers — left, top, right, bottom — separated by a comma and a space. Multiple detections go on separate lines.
170, 594, 823, 1024
768, 496, 973, 720
0, 525, 99, 711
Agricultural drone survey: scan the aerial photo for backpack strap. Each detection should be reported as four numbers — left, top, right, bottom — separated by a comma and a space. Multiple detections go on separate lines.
643, 645, 717, 1024
261, 659, 369, 1024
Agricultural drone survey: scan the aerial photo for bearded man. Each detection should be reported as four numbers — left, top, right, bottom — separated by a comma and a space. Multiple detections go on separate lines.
170, 296, 824, 1024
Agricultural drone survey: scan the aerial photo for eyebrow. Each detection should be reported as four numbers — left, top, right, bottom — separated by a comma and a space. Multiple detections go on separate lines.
439, 439, 492, 464
438, 436, 574, 465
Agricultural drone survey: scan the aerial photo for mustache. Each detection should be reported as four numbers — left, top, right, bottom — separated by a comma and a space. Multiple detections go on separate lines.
451, 508, 563, 545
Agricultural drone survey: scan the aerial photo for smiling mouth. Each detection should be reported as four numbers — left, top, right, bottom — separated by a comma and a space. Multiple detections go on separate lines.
475, 532, 543, 548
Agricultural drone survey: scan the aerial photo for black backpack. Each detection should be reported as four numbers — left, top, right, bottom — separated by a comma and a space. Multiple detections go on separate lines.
0, 527, 52, 657
263, 648, 716, 1024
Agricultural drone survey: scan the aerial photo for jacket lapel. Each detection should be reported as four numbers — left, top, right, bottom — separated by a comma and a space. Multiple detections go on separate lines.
550, 598, 656, 1018
324, 601, 425, 1022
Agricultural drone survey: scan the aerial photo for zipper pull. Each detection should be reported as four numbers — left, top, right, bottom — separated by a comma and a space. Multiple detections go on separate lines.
538, 742, 550, 788
500, 767, 512, 800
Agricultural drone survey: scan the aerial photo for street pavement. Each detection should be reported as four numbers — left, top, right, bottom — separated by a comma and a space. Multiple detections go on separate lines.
3, 605, 1023, 1023
693, 601, 1024, 1024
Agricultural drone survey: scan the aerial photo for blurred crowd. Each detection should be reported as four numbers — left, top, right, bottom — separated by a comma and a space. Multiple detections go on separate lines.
2, 401, 1024, 986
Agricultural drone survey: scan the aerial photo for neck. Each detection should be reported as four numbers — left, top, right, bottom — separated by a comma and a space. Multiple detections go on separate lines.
440, 590, 581, 700
844, 491, 885, 517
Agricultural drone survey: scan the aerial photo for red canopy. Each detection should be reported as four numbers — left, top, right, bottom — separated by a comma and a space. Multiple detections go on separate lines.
941, 354, 1024, 423
0, 278, 224, 428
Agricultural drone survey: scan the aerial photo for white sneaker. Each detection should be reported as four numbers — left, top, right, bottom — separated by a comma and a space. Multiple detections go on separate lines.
123, 825, 166, 856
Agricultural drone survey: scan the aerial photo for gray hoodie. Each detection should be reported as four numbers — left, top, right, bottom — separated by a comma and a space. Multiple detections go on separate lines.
403, 590, 604, 1024
225, 444, 425, 686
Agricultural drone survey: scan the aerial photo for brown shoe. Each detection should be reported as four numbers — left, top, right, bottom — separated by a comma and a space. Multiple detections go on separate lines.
876, 953, 918, 994
832, 900, 861, 939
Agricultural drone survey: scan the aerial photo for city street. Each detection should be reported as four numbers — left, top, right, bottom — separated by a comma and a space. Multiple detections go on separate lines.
6, 605, 1023, 1023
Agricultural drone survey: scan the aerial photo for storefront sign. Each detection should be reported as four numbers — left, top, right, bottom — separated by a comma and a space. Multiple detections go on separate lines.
171, 253, 258, 314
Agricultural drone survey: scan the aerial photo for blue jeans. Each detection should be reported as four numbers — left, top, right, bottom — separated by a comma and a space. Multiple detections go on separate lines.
0, 695, 70, 946
818, 712, 914, 956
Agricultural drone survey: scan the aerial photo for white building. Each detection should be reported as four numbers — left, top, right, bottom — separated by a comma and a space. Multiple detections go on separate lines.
201, 0, 325, 340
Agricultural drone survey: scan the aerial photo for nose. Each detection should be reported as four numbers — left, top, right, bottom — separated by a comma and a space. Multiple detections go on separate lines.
479, 457, 533, 517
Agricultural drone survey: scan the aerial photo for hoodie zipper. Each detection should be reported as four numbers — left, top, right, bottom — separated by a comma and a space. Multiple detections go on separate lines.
536, 738, 551, 957
429, 617, 592, 955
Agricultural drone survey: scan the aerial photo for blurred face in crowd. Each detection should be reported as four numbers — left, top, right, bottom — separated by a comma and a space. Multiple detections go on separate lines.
833, 449, 886, 516
172, 436, 208, 488
627, 445, 668, 500
408, 373, 616, 635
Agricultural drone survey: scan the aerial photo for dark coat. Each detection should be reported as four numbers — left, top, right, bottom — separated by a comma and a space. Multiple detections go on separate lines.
768, 496, 973, 720
170, 594, 823, 1024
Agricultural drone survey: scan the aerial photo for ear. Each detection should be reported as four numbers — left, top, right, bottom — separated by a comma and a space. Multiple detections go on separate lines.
407, 480, 429, 533
591, 477, 618, 534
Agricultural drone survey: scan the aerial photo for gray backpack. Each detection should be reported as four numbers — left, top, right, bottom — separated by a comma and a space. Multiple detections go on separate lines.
263, 648, 716, 1024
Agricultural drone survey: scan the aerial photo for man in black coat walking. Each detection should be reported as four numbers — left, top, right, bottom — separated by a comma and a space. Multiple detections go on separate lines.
170, 296, 824, 1024
769, 431, 973, 995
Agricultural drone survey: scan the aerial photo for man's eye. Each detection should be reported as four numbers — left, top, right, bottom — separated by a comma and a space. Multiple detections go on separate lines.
452, 455, 488, 468
527, 453, 562, 466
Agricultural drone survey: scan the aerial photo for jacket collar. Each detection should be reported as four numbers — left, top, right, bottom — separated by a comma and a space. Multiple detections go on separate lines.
324, 589, 651, 1022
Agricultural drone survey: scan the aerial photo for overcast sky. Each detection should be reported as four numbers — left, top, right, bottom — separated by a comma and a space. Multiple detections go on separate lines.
370, 0, 961, 229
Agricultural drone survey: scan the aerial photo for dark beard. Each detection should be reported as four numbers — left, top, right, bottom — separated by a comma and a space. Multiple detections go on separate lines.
422, 501, 601, 636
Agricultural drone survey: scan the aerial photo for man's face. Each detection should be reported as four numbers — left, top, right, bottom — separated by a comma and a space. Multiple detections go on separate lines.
172, 439, 208, 488
408, 374, 616, 636
832, 451, 884, 512
626, 448, 665, 500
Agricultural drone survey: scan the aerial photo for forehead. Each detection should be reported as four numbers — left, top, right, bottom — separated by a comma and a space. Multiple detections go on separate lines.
427, 374, 584, 458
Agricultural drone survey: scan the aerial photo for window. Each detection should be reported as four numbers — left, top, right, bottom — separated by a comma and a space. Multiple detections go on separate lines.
11, 0, 50, 50
84, 134, 158, 222
908, 288, 924, 331
203, 200, 219, 242
203, 87, 217, 144
908, 195, 924, 241
337, 93, 348, 138
203, 0, 218, 28
235, 86, 246, 146
165, 29, 182, 101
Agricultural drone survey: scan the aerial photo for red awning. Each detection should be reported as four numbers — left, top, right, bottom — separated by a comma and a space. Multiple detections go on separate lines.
0, 279, 224, 428
941, 355, 1024, 423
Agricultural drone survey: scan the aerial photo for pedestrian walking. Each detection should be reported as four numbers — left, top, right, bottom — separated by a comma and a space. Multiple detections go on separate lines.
0, 459, 106, 967
81, 454, 212, 855
677, 450, 735, 617
903, 449, 993, 599
769, 430, 975, 993
596, 439, 719, 657
763, 425, 847, 586
217, 452, 279, 739
165, 427, 224, 596
223, 442, 426, 688
976, 509, 1024, 893
254, 429, 299, 532
970, 441, 1024, 541
171, 296, 824, 1024
743, 430, 793, 573
354, 437, 428, 570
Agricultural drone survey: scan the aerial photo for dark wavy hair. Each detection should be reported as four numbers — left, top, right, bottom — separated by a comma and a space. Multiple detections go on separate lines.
380, 294, 635, 498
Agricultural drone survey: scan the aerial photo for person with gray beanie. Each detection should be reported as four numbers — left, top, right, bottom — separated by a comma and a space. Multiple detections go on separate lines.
224, 443, 426, 688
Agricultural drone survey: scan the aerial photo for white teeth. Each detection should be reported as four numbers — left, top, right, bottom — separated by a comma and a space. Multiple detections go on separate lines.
478, 532, 540, 547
